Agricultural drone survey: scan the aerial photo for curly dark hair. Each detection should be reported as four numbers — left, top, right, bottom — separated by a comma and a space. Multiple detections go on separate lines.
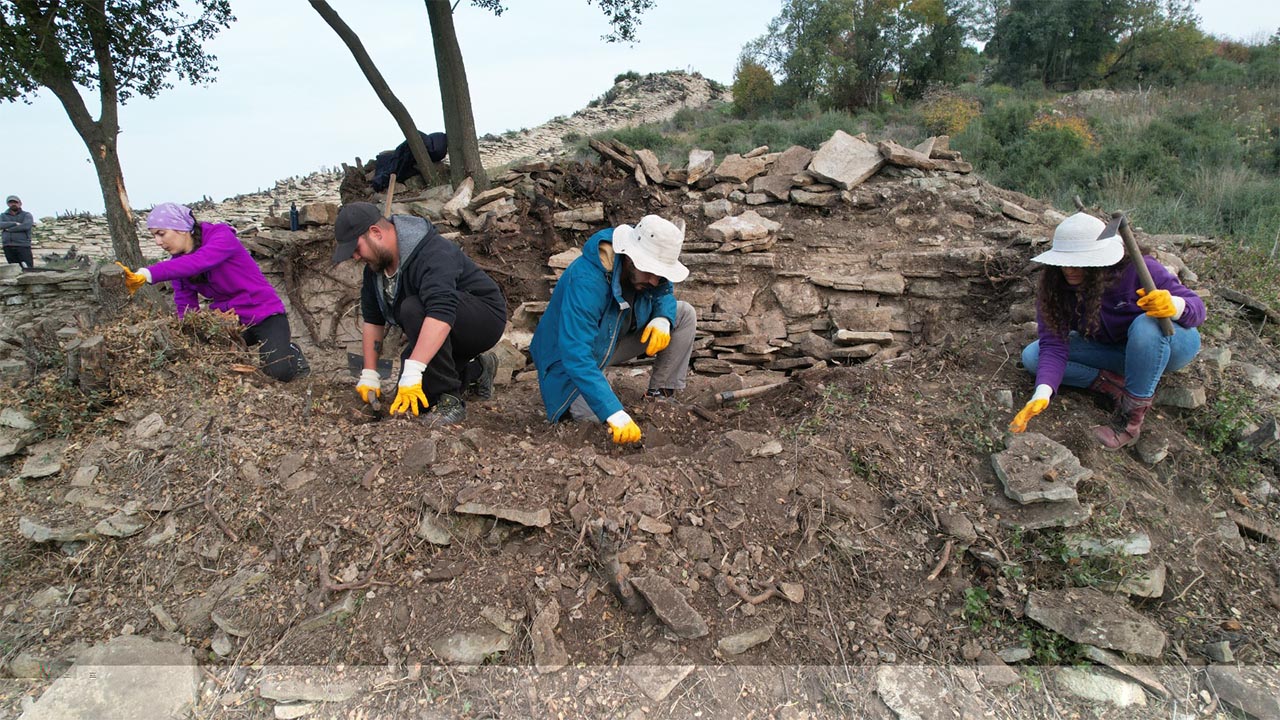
1037, 262, 1123, 339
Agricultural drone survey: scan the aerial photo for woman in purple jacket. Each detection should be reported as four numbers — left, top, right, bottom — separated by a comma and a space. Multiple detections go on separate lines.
116, 203, 307, 382
1010, 212, 1204, 449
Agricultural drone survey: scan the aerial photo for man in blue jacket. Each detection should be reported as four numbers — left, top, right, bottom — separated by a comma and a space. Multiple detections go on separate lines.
1, 195, 35, 269
333, 202, 506, 426
530, 214, 697, 445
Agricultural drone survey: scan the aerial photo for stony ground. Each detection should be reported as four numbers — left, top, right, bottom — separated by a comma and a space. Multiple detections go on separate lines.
1, 155, 1279, 719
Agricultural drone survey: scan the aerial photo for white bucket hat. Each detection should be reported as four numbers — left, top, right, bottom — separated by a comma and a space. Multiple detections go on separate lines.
611, 214, 689, 283
1031, 212, 1124, 267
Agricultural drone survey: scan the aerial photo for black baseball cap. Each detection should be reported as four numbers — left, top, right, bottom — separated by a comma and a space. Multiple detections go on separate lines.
332, 202, 383, 264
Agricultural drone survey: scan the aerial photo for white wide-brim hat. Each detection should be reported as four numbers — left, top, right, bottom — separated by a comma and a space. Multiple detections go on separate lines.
612, 214, 689, 283
1031, 212, 1124, 267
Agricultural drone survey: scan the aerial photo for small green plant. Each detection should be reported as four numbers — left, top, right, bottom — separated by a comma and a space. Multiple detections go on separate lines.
962, 586, 992, 631
735, 399, 750, 411
1018, 625, 1082, 665
1194, 388, 1253, 454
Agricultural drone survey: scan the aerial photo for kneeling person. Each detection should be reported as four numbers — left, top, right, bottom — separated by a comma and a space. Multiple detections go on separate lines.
333, 202, 506, 425
531, 215, 697, 444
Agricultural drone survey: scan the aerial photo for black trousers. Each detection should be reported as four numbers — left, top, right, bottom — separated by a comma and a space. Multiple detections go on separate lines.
398, 294, 506, 401
3, 246, 33, 269
242, 313, 302, 382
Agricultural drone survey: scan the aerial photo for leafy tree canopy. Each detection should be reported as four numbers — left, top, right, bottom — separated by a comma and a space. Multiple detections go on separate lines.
469, 0, 653, 42
0, 0, 233, 104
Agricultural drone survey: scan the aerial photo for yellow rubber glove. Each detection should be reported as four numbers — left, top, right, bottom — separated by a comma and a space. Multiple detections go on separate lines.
606, 410, 642, 445
356, 368, 382, 404
1135, 288, 1178, 319
1009, 385, 1053, 433
389, 359, 429, 416
640, 317, 671, 356
115, 262, 148, 295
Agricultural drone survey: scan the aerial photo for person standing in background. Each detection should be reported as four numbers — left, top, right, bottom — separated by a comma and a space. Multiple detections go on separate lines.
1, 195, 35, 269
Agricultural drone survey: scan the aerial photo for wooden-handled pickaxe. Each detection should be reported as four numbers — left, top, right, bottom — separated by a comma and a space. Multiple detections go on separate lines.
1075, 197, 1174, 337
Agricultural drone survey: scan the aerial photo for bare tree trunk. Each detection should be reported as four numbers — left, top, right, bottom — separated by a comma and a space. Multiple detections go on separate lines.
87, 130, 146, 269
309, 0, 436, 195
425, 0, 489, 191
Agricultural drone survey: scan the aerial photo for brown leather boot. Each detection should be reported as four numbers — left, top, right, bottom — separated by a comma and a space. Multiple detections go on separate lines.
1092, 392, 1153, 450
1087, 369, 1126, 410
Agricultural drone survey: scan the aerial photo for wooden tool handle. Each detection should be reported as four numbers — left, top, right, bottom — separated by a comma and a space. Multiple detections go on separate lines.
1115, 213, 1174, 337
382, 172, 397, 216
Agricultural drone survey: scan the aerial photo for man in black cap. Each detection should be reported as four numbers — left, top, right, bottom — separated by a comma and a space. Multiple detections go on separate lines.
1, 195, 34, 269
333, 202, 506, 425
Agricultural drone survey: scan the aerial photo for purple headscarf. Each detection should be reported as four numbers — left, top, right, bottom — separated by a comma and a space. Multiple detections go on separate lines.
147, 202, 195, 232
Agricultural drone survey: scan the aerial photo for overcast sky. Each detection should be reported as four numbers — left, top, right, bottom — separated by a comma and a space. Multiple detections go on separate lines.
2, 0, 1275, 217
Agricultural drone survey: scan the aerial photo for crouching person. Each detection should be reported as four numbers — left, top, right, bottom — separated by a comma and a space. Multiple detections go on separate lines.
116, 202, 308, 381
1010, 212, 1205, 448
531, 215, 697, 445
332, 202, 506, 425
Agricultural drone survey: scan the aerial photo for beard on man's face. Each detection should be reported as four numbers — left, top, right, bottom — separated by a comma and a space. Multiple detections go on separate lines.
367, 243, 395, 273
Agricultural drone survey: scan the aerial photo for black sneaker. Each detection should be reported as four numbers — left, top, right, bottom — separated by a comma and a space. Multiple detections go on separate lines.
645, 388, 675, 399
425, 393, 467, 427
291, 343, 310, 379
470, 352, 498, 400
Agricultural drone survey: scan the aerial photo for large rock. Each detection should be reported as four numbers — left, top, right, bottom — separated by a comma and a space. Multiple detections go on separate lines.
1205, 666, 1280, 720
18, 636, 198, 720
1025, 588, 1166, 658
530, 599, 568, 673
19, 439, 67, 479
441, 177, 474, 225
987, 492, 1092, 530
713, 154, 769, 184
1054, 667, 1147, 708
685, 149, 715, 185
454, 502, 550, 528
991, 432, 1092, 504
718, 624, 775, 656
875, 666, 986, 720
878, 140, 937, 171
808, 130, 884, 190
750, 174, 796, 200
705, 211, 780, 243
630, 575, 708, 639
770, 145, 814, 177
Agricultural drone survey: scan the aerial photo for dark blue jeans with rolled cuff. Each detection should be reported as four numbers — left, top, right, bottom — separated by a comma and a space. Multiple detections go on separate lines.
1020, 314, 1201, 399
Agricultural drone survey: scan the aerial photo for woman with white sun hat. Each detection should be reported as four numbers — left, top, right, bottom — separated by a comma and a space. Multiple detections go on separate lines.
1011, 212, 1205, 449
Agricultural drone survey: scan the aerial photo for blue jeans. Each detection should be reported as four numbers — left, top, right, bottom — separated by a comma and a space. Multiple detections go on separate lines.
1021, 315, 1201, 398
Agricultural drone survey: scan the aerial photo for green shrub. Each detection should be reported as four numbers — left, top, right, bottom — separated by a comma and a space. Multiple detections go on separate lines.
731, 59, 776, 118
614, 70, 641, 84
605, 126, 670, 152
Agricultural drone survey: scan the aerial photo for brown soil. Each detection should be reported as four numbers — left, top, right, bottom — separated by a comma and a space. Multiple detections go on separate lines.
1, 159, 1278, 718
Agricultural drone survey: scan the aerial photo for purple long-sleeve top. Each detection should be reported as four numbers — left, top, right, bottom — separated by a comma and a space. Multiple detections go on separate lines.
1035, 255, 1205, 393
145, 222, 286, 326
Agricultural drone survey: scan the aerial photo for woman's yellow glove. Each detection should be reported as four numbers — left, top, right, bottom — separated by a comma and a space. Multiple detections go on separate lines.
1135, 288, 1179, 319
1009, 385, 1053, 433
606, 410, 642, 444
640, 318, 671, 356
115, 262, 148, 295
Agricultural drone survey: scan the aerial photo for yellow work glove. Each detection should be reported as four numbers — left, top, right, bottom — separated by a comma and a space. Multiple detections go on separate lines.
1009, 384, 1053, 433
640, 317, 671, 356
356, 368, 382, 404
1135, 288, 1182, 319
389, 360, 429, 416
606, 410, 642, 445
115, 262, 149, 295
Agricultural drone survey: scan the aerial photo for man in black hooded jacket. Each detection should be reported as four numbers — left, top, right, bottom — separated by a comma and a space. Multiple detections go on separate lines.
332, 202, 506, 425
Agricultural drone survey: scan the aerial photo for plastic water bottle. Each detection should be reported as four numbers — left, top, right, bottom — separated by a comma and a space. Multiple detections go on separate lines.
289, 202, 299, 231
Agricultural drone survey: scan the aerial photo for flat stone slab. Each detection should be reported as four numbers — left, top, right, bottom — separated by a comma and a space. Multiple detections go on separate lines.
1081, 646, 1170, 698
987, 492, 1092, 530
1205, 666, 1280, 720
428, 628, 512, 665
992, 432, 1092, 504
258, 670, 360, 704
19, 636, 198, 720
625, 659, 694, 702
808, 130, 883, 190
19, 517, 96, 544
1065, 532, 1151, 557
1109, 561, 1166, 598
454, 502, 550, 528
875, 666, 987, 720
530, 600, 568, 673
1054, 666, 1147, 708
20, 439, 67, 479
1026, 588, 1166, 658
630, 575, 708, 639
718, 624, 775, 656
